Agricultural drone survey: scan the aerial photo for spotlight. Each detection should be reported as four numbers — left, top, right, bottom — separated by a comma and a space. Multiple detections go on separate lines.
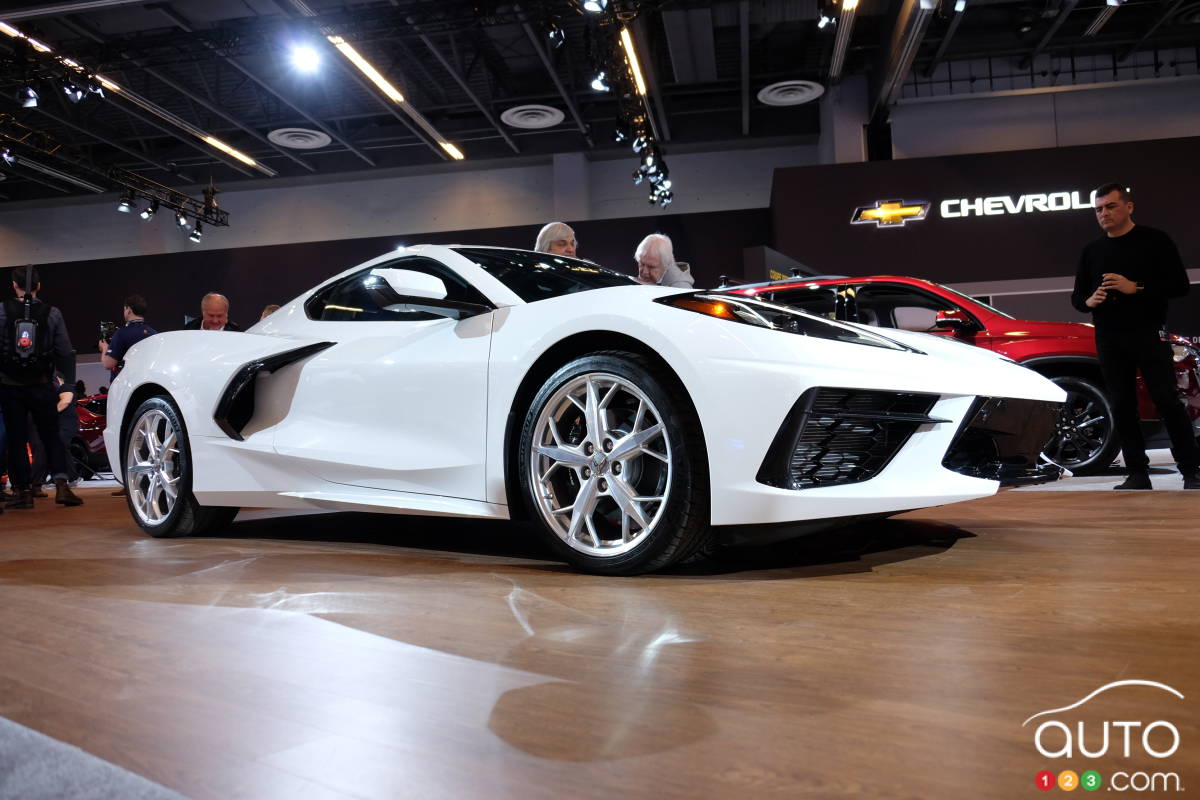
1, 148, 15, 166
18, 86, 38, 107
291, 44, 321, 73
612, 121, 629, 143
817, 14, 835, 29
139, 200, 159, 220
631, 134, 649, 154
117, 191, 135, 213
176, 210, 190, 228
546, 21, 566, 49
590, 71, 610, 92
582, 0, 608, 12
189, 221, 203, 242
632, 168, 645, 185
62, 83, 85, 103
87, 82, 104, 99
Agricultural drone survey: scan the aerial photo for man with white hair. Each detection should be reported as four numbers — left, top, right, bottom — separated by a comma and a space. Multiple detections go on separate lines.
534, 222, 577, 258
635, 233, 694, 288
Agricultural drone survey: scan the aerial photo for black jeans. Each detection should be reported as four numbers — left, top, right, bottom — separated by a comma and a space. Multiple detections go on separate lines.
1096, 327, 1200, 473
0, 383, 68, 487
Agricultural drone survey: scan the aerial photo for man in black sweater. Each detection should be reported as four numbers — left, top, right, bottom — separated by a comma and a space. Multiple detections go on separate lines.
1071, 182, 1200, 490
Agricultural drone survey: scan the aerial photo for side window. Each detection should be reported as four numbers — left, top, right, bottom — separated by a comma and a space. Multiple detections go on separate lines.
305, 257, 490, 322
770, 287, 839, 320
856, 285, 956, 331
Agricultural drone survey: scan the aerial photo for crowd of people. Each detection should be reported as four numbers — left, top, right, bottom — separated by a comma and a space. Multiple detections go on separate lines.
4, 207, 1191, 508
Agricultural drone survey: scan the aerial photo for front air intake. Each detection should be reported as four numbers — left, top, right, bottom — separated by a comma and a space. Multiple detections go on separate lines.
758, 388, 945, 490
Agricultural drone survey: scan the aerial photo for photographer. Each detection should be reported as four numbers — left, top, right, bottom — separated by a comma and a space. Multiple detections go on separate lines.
98, 294, 157, 384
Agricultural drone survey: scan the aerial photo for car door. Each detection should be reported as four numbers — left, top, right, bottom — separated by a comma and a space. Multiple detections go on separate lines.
270, 256, 494, 500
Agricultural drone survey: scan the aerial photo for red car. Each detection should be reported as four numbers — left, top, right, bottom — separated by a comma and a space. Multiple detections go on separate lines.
726, 275, 1200, 475
71, 393, 110, 479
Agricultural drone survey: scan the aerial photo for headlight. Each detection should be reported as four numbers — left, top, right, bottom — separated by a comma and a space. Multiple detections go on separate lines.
656, 292, 918, 352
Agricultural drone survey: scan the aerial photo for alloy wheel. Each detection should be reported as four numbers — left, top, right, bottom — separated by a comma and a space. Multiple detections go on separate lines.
125, 408, 182, 525
528, 372, 673, 557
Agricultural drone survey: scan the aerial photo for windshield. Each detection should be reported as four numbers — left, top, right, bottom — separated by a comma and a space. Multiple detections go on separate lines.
930, 283, 1015, 319
455, 247, 638, 303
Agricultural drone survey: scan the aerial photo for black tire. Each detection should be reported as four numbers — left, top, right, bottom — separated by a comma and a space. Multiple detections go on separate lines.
1044, 376, 1120, 475
123, 396, 238, 538
518, 352, 709, 575
69, 439, 97, 481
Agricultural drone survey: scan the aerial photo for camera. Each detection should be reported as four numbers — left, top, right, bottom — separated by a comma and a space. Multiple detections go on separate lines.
99, 320, 117, 344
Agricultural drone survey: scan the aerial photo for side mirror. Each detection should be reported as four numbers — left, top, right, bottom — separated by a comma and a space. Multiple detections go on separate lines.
934, 308, 978, 332
370, 268, 447, 301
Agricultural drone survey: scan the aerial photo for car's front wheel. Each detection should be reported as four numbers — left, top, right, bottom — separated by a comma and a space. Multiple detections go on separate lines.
123, 396, 238, 538
518, 353, 709, 575
1043, 376, 1120, 475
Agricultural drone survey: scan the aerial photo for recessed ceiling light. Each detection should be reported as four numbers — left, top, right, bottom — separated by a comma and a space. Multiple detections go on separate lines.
500, 105, 566, 130
757, 80, 826, 106
267, 127, 333, 149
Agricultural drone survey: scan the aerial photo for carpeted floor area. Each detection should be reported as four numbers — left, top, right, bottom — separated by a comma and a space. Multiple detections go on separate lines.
0, 717, 187, 800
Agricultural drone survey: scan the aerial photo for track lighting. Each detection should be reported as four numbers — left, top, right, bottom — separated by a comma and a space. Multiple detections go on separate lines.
62, 83, 85, 103
1, 148, 16, 166
582, 0, 608, 12
140, 200, 159, 220
176, 210, 190, 228
591, 72, 610, 92
189, 221, 203, 242
117, 191, 135, 212
546, 21, 566, 49
18, 86, 38, 107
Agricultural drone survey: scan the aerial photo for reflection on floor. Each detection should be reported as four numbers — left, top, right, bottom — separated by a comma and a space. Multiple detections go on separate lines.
0, 486, 1196, 799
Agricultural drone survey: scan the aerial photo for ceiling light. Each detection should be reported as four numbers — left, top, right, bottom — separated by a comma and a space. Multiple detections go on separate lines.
582, 0, 608, 12
818, 14, 835, 28
62, 83, 85, 103
1, 148, 16, 166
954, 0, 966, 10
117, 191, 135, 213
591, 71, 610, 92
327, 35, 405, 104
176, 210, 190, 228
18, 86, 38, 107
546, 22, 566, 49
140, 200, 159, 220
0, 22, 21, 38
202, 135, 259, 167
620, 28, 647, 96
26, 37, 51, 53
189, 221, 203, 242
291, 44, 321, 72
439, 142, 465, 160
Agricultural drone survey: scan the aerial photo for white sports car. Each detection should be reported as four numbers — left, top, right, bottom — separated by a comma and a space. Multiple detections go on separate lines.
105, 245, 1064, 574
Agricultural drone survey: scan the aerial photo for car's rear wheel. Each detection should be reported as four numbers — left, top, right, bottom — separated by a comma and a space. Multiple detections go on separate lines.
518, 353, 709, 575
124, 396, 238, 538
1044, 376, 1120, 475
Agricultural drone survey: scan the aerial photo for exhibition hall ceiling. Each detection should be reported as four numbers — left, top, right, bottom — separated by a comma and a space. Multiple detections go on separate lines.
0, 0, 1196, 204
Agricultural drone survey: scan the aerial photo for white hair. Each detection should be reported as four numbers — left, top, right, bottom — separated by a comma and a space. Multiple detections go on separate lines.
634, 233, 675, 269
534, 222, 575, 253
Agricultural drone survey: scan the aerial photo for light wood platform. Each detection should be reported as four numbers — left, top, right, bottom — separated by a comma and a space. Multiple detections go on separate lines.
1, 487, 1196, 798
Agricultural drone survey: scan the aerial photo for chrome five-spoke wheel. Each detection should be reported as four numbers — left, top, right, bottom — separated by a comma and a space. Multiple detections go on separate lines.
126, 407, 182, 526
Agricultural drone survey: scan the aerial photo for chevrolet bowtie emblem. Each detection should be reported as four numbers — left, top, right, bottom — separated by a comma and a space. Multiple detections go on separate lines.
851, 200, 930, 227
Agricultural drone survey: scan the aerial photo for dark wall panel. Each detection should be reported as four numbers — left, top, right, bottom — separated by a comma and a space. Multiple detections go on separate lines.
16, 207, 769, 355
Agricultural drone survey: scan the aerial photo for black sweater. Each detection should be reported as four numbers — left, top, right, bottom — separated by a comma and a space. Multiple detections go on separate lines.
1071, 225, 1190, 331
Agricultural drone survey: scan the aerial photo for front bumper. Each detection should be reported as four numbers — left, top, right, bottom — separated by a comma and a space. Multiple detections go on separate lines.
941, 397, 1064, 487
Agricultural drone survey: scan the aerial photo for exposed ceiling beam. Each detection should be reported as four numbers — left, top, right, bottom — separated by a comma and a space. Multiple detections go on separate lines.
520, 21, 593, 148
1019, 0, 1080, 70
0, 0, 143, 21
57, 16, 317, 173
155, 5, 377, 167
828, 0, 860, 83
923, 1, 967, 77
417, 33, 519, 154
873, 0, 936, 117
1118, 0, 1186, 62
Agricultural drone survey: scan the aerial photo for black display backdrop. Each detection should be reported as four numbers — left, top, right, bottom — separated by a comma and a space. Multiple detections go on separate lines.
771, 136, 1200, 336
12, 207, 769, 354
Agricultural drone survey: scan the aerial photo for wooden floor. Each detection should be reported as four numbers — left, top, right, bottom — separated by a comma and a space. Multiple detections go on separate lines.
0, 487, 1196, 799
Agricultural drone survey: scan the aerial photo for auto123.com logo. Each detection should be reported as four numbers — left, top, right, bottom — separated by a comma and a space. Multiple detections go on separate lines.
1024, 680, 1185, 792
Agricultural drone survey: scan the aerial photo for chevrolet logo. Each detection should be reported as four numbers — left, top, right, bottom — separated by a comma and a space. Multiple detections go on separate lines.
851, 200, 930, 227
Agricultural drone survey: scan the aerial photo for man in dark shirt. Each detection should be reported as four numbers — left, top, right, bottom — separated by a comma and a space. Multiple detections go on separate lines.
0, 266, 83, 507
1071, 182, 1199, 490
98, 294, 157, 383
182, 293, 242, 332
